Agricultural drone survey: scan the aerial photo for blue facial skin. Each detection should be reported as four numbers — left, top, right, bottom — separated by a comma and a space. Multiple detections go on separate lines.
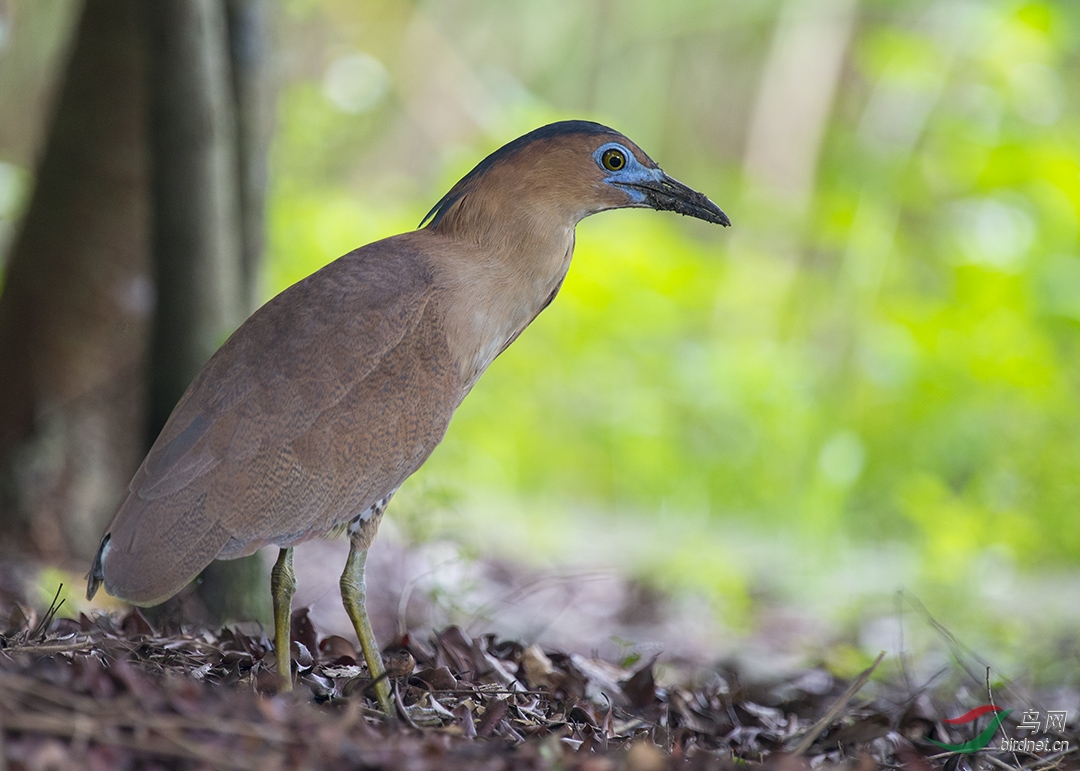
590, 140, 731, 226
592, 142, 665, 205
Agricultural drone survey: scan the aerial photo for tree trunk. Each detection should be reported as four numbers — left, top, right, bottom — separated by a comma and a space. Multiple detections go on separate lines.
0, 0, 150, 563
145, 0, 270, 624
0, 0, 274, 625
145, 0, 243, 438
225, 0, 273, 314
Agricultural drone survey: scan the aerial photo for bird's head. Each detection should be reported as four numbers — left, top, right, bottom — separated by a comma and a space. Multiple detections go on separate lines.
421, 121, 730, 234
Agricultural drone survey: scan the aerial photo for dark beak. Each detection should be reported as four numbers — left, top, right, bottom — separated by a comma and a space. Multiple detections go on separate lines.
623, 172, 731, 227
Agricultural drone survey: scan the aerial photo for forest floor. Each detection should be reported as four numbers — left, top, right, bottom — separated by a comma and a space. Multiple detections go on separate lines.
0, 544, 1077, 771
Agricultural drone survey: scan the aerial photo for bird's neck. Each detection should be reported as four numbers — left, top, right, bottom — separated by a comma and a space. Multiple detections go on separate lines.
424, 214, 578, 394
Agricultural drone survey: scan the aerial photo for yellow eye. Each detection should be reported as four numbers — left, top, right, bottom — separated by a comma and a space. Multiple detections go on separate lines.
601, 148, 626, 172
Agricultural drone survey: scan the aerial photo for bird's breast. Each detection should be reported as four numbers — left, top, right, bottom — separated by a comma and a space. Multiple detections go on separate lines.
457, 260, 571, 392
429, 226, 575, 394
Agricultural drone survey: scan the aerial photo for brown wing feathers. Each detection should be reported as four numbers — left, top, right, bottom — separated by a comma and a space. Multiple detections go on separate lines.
97, 241, 457, 606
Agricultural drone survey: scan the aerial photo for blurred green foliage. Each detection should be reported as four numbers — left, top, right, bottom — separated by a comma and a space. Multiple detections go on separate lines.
266, 0, 1080, 640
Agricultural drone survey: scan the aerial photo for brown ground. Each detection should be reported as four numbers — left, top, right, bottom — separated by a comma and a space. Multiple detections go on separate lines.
1, 556, 1076, 771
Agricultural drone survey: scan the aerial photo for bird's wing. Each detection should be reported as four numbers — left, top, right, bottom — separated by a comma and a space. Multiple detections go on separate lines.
135, 249, 436, 498
100, 240, 460, 605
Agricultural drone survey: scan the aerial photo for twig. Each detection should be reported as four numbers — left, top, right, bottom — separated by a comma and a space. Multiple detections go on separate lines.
394, 679, 418, 728
786, 651, 886, 756
0, 710, 7, 771
894, 590, 913, 694
986, 665, 1025, 770
396, 555, 459, 639
156, 724, 273, 771
0, 711, 269, 770
9, 639, 97, 654
466, 570, 614, 638
1028, 746, 1078, 770
29, 584, 65, 642
0, 670, 106, 714
0, 671, 288, 743
429, 686, 548, 697
904, 592, 1025, 705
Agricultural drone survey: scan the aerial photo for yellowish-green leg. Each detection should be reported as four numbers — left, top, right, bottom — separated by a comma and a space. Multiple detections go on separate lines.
340, 539, 394, 714
270, 547, 296, 691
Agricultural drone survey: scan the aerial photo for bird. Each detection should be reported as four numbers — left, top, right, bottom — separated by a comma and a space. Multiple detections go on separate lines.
86, 120, 729, 712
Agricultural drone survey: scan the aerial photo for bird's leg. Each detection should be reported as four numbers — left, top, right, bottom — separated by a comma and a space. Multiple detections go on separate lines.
270, 547, 296, 690
340, 537, 394, 715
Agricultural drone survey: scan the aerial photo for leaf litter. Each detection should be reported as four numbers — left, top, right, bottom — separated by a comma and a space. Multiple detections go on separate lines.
0, 585, 1076, 770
